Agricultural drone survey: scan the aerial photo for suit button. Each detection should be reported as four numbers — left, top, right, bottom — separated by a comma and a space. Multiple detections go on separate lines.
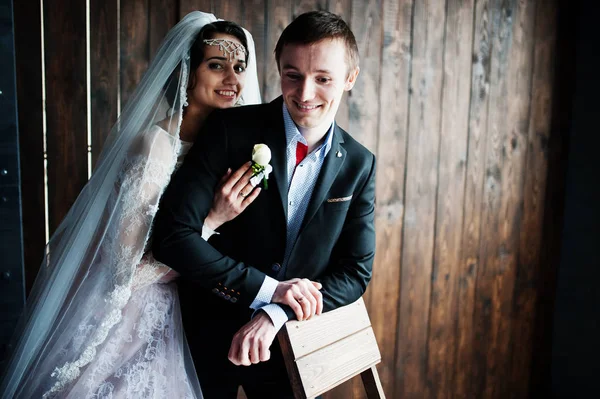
219, 291, 226, 297
212, 288, 219, 294
272, 263, 281, 273
230, 297, 238, 303
224, 295, 231, 300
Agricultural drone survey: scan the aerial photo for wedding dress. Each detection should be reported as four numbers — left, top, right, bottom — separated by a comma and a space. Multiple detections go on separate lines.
0, 11, 261, 398
42, 128, 197, 398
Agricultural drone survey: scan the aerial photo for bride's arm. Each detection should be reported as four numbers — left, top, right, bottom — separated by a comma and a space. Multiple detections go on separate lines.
131, 149, 260, 289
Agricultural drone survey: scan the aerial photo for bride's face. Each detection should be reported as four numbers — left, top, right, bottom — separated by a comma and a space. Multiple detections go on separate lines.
187, 33, 247, 112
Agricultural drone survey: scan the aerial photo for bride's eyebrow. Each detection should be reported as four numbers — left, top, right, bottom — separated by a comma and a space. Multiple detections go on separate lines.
205, 56, 246, 64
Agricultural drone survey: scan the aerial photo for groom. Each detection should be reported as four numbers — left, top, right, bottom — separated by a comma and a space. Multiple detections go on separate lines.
153, 11, 376, 398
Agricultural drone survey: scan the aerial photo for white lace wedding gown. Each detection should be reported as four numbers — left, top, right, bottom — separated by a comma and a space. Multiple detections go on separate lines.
41, 125, 202, 398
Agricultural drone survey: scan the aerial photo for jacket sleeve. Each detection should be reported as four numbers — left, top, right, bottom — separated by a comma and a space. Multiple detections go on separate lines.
152, 111, 267, 308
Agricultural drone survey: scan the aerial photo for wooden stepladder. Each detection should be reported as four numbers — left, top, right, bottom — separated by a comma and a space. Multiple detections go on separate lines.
278, 297, 386, 399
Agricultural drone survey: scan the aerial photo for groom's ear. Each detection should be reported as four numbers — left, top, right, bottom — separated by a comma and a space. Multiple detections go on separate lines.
344, 67, 360, 91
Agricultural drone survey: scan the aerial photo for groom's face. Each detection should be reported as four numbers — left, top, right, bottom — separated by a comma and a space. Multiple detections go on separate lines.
279, 39, 359, 132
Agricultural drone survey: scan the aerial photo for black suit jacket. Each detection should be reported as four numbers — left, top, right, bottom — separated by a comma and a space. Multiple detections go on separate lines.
153, 97, 376, 335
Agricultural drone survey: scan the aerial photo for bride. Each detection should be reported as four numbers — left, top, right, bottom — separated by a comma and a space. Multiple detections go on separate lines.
0, 11, 261, 398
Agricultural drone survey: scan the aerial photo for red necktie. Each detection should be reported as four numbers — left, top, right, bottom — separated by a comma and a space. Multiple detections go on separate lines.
296, 142, 308, 166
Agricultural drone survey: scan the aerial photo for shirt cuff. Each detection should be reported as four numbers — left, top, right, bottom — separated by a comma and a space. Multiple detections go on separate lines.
249, 275, 278, 309
257, 304, 288, 332
201, 222, 220, 241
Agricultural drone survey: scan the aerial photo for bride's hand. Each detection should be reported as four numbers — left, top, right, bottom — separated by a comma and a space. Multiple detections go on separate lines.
204, 162, 261, 231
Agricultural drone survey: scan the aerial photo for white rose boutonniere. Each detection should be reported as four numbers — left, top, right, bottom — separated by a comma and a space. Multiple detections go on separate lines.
250, 144, 273, 189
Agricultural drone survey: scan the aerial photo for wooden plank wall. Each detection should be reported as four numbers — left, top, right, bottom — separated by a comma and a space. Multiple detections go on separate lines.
13, 0, 566, 398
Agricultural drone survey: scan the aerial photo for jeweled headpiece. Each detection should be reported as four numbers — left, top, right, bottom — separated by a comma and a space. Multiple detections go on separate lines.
203, 39, 247, 61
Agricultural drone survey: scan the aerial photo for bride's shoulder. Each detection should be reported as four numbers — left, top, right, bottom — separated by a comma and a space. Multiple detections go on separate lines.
129, 123, 178, 161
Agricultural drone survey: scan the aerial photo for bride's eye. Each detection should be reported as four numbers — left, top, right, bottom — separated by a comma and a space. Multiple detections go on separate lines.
208, 63, 224, 70
234, 64, 246, 73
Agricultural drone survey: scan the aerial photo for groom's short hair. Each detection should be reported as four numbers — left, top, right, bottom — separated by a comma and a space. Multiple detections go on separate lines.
275, 11, 359, 73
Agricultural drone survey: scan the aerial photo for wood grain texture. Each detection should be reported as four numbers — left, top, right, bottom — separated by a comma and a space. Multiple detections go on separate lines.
426, 0, 474, 397
179, 0, 213, 19
509, 1, 557, 397
371, 0, 413, 397
243, 0, 267, 98
296, 328, 380, 398
395, 0, 446, 397
43, 0, 89, 233
348, 0, 381, 153
214, 0, 243, 24
292, 0, 327, 17
284, 298, 371, 359
472, 0, 536, 397
454, 0, 492, 395
264, 0, 291, 102
13, 0, 46, 291
326, 0, 352, 131
149, 0, 177, 58
120, 0, 149, 107
90, 0, 118, 168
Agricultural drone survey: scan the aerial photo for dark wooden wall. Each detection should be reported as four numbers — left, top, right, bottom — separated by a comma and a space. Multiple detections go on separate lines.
12, 1, 568, 398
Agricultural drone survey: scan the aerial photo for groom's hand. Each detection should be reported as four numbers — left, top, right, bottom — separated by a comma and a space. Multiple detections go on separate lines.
273, 278, 323, 321
228, 311, 276, 366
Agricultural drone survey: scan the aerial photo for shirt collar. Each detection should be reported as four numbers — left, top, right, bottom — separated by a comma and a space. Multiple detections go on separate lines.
282, 102, 334, 159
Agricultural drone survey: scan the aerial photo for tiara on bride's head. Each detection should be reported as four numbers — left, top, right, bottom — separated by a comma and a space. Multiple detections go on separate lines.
203, 39, 247, 61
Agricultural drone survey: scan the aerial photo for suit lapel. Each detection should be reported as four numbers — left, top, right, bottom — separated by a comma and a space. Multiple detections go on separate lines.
262, 97, 288, 217
299, 124, 346, 232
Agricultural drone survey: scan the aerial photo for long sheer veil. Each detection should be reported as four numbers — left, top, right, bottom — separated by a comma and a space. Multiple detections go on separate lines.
0, 11, 261, 398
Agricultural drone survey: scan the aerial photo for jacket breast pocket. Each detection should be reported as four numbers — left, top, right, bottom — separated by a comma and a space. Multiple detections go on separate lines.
324, 195, 352, 212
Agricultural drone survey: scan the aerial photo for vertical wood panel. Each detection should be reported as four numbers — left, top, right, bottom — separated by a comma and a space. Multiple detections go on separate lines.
120, 0, 149, 107
326, 0, 352, 131
348, 0, 381, 153
426, 0, 474, 397
44, 0, 88, 233
337, 3, 383, 396
179, 0, 214, 18
509, 1, 557, 397
292, 0, 327, 17
214, 0, 243, 23
149, 0, 177, 58
473, 0, 535, 397
244, 0, 267, 99
454, 0, 492, 395
395, 0, 446, 397
369, 0, 413, 398
13, 0, 46, 290
90, 0, 118, 167
264, 0, 291, 101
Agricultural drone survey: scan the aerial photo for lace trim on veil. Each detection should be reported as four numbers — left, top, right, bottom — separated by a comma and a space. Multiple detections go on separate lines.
42, 60, 190, 399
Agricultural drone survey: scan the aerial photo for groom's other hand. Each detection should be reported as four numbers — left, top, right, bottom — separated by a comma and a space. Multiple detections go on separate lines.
228, 311, 276, 366
273, 278, 323, 321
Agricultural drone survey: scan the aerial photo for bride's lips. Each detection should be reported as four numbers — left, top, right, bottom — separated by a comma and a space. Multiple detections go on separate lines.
294, 101, 321, 112
215, 89, 237, 100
